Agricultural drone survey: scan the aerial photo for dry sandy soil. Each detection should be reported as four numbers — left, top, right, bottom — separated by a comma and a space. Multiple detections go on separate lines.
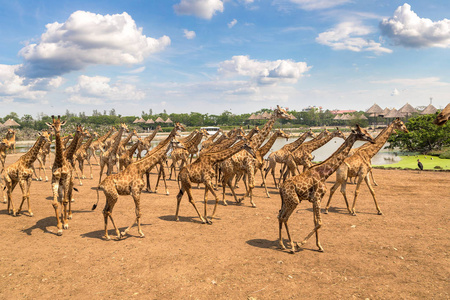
0, 153, 448, 299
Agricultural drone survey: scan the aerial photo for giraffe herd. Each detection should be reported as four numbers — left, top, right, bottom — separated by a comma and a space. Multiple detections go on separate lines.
0, 106, 447, 253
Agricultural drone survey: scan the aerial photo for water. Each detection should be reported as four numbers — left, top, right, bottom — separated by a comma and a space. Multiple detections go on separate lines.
15, 137, 401, 165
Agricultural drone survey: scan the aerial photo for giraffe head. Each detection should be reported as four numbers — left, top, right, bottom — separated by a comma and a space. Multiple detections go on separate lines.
392, 118, 409, 133
39, 129, 51, 143
331, 127, 346, 139
174, 122, 185, 132
306, 128, 316, 139
92, 132, 100, 139
274, 105, 293, 120
241, 142, 256, 158
120, 123, 129, 133
275, 129, 290, 141
6, 128, 15, 137
46, 115, 67, 134
352, 124, 375, 144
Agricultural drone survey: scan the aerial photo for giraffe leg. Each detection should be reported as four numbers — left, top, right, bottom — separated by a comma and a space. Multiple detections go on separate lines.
325, 180, 341, 214
51, 179, 63, 235
187, 187, 206, 224
364, 175, 382, 215
299, 199, 323, 252
260, 168, 270, 198
62, 178, 71, 230
87, 160, 93, 179
122, 192, 145, 238
339, 180, 352, 214
5, 177, 17, 216
67, 178, 74, 220
102, 194, 120, 240
77, 160, 84, 186
175, 187, 184, 221
206, 181, 220, 221
351, 175, 365, 216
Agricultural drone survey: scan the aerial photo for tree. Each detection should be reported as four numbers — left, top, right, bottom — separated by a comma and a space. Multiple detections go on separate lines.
387, 114, 450, 153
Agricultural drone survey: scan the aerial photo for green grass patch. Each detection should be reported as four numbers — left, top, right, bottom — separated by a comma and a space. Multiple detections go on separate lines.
373, 155, 450, 170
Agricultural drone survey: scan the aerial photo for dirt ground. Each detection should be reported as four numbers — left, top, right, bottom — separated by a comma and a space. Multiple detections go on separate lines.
0, 152, 448, 299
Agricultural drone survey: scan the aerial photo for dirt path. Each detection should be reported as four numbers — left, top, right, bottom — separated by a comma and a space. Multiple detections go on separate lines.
0, 153, 448, 299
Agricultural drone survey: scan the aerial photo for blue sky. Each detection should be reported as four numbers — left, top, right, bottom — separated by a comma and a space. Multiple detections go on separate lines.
0, 0, 449, 118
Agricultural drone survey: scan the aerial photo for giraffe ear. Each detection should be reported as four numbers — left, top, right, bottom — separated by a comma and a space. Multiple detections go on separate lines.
45, 122, 52, 127
61, 120, 67, 126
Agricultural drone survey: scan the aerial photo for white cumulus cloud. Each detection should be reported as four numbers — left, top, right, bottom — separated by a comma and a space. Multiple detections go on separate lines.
316, 22, 392, 54
0, 64, 62, 101
183, 29, 196, 39
174, 0, 224, 20
228, 19, 238, 28
380, 3, 450, 48
17, 11, 170, 78
218, 55, 310, 85
65, 75, 146, 104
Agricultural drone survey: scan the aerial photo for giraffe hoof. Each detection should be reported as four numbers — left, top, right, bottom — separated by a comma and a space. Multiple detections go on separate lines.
103, 235, 111, 241
352, 212, 357, 216
63, 224, 69, 229
79, 183, 83, 186
166, 191, 169, 196
378, 211, 383, 215
29, 212, 34, 217
318, 247, 324, 252
139, 233, 145, 238
57, 230, 63, 236
324, 210, 328, 214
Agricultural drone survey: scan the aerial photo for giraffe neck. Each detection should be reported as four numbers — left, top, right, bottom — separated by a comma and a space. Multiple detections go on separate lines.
120, 131, 135, 148
21, 135, 47, 166
205, 140, 247, 164
185, 131, 203, 148
245, 128, 259, 140
258, 132, 282, 157
80, 134, 96, 151
144, 127, 178, 157
358, 123, 396, 159
127, 140, 141, 158
133, 142, 171, 174
306, 133, 334, 152
65, 130, 83, 160
180, 130, 197, 143
251, 115, 276, 148
282, 132, 311, 152
144, 127, 160, 142
54, 131, 64, 167
98, 128, 114, 143
312, 134, 360, 179
205, 130, 221, 142
109, 127, 125, 156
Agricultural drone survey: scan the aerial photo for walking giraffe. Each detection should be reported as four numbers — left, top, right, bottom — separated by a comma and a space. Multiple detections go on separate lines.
98, 123, 128, 184
278, 125, 374, 253
46, 117, 84, 235
136, 125, 161, 159
325, 118, 408, 215
2, 128, 16, 154
2, 131, 50, 216
74, 131, 100, 185
88, 126, 116, 165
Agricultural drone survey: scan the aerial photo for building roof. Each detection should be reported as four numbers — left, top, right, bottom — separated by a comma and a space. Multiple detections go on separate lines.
398, 103, 417, 114
366, 103, 384, 115
3, 119, 20, 127
420, 104, 437, 115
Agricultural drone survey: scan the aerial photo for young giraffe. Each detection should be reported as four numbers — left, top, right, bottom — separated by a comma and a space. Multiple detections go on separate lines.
98, 123, 129, 185
136, 125, 161, 159
88, 126, 116, 165
228, 129, 290, 204
46, 117, 82, 235
175, 138, 256, 224
325, 118, 408, 215
3, 128, 16, 154
278, 125, 375, 253
2, 131, 51, 216
93, 135, 184, 240
433, 103, 450, 126
225, 106, 293, 207
264, 129, 316, 188
280, 128, 346, 184
74, 131, 100, 185
119, 138, 142, 171
32, 128, 53, 181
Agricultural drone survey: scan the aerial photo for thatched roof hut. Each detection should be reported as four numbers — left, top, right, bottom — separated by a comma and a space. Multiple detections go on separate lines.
420, 104, 437, 115
3, 119, 20, 127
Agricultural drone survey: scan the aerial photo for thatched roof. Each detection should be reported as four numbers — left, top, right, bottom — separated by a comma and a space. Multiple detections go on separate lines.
420, 104, 437, 115
398, 103, 417, 114
340, 114, 351, 120
333, 114, 342, 120
357, 114, 368, 120
384, 108, 400, 118
155, 117, 165, 123
133, 118, 140, 124
381, 107, 391, 117
3, 119, 20, 127
165, 118, 173, 123
261, 112, 271, 119
366, 103, 383, 115
248, 114, 257, 120
145, 118, 155, 124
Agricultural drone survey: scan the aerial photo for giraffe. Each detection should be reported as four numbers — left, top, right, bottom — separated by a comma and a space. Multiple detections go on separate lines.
118, 129, 137, 156
325, 118, 408, 215
433, 103, 450, 126
74, 131, 100, 185
175, 138, 256, 224
201, 128, 223, 150
2, 130, 51, 216
223, 129, 289, 205
278, 125, 375, 253
93, 130, 184, 240
264, 129, 316, 188
98, 123, 129, 185
3, 128, 16, 154
45, 116, 83, 235
143, 123, 186, 194
32, 128, 53, 182
280, 128, 346, 184
0, 140, 7, 170
168, 146, 189, 180
88, 126, 116, 165
136, 125, 161, 159
224, 106, 294, 207
119, 138, 142, 171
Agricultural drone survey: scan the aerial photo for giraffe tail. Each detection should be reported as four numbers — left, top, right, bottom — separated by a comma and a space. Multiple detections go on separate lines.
92, 184, 103, 210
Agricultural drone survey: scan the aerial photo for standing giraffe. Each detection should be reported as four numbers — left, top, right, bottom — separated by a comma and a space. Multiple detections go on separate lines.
433, 103, 450, 126
175, 138, 256, 224
136, 125, 161, 159
325, 118, 408, 215
88, 126, 116, 165
46, 117, 83, 235
278, 125, 374, 253
201, 128, 223, 150
280, 128, 346, 183
0, 141, 7, 170
93, 136, 184, 240
225, 106, 293, 207
98, 123, 128, 184
119, 138, 142, 171
74, 131, 100, 185
32, 128, 53, 181
3, 128, 16, 154
264, 129, 316, 188
2, 131, 50, 216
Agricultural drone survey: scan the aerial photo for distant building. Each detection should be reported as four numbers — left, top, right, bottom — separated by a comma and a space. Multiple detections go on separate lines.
302, 106, 323, 112
330, 109, 357, 115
